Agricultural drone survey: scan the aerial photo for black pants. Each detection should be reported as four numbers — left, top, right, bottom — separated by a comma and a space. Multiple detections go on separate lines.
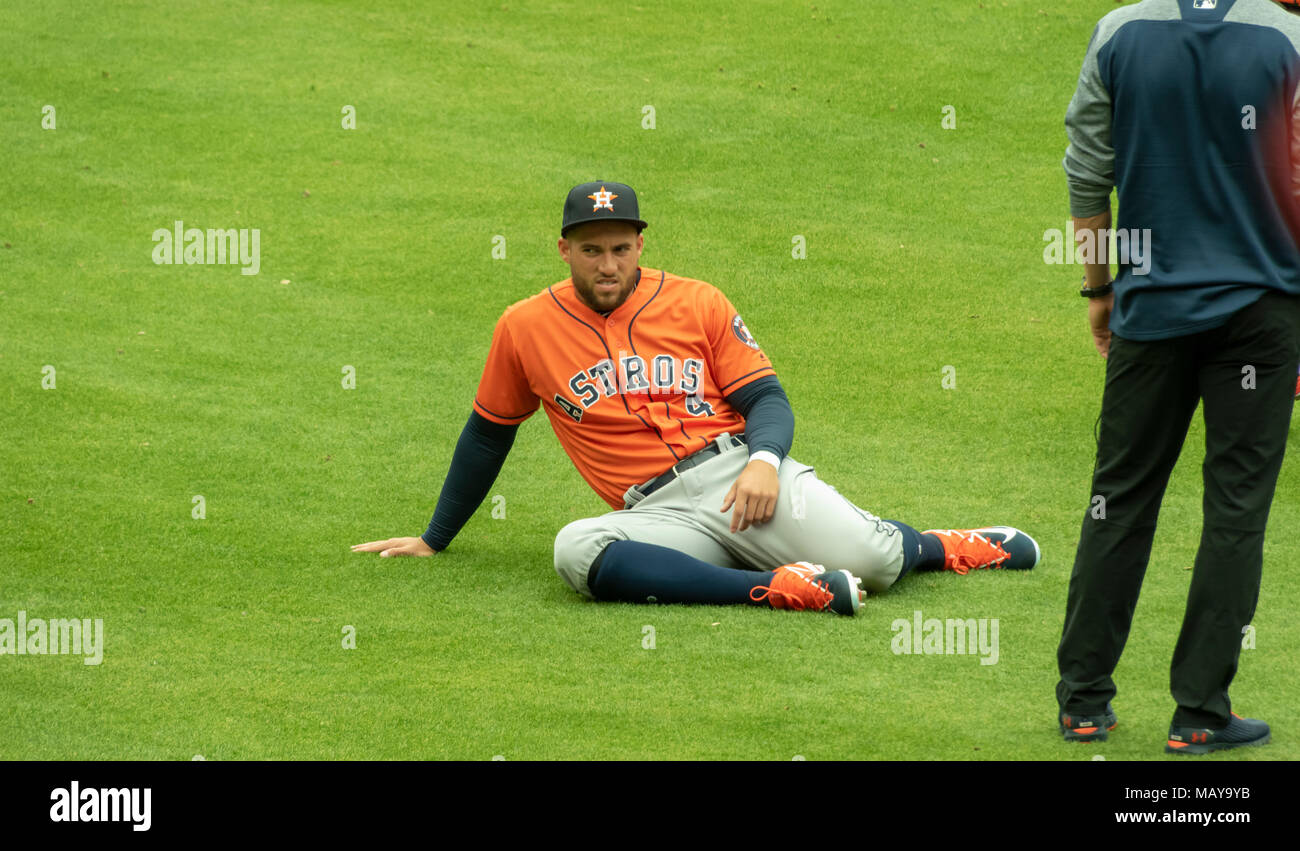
1056, 289, 1300, 728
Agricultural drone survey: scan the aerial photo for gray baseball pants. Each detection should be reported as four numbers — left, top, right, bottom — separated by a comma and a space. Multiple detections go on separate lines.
553, 433, 906, 597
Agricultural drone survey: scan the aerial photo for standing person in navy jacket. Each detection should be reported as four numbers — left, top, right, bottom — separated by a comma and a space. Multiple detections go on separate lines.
1056, 0, 1300, 754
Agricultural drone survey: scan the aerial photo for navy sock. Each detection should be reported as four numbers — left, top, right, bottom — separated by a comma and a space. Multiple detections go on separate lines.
884, 520, 947, 579
587, 540, 773, 605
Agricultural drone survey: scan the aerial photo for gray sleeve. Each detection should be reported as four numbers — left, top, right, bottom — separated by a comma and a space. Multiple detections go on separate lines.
1063, 26, 1115, 217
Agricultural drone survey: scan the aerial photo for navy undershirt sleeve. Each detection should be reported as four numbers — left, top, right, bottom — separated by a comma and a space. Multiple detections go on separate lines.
724, 375, 794, 461
421, 411, 519, 552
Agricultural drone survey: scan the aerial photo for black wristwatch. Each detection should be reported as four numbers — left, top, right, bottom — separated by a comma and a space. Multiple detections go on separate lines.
1080, 275, 1114, 298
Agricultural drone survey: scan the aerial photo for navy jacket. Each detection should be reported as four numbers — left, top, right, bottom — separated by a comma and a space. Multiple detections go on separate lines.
1065, 0, 1300, 340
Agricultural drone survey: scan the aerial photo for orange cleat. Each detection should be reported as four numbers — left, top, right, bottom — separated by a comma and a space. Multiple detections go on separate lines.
921, 527, 1041, 574
750, 561, 864, 616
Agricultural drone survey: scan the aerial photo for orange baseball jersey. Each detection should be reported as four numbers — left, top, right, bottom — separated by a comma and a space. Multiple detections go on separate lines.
472, 267, 776, 508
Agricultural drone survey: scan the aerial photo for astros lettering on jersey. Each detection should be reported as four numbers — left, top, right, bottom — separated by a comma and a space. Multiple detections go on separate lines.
473, 267, 774, 508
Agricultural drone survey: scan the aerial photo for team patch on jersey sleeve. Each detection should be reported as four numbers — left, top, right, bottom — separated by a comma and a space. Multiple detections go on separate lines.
732, 314, 760, 350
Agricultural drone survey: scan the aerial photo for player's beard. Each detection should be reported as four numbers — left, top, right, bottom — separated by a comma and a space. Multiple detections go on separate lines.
573, 269, 636, 313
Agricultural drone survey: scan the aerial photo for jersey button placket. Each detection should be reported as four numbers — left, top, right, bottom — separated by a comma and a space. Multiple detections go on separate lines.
606, 320, 627, 399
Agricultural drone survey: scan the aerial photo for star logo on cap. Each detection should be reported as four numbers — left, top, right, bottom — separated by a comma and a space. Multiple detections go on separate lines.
587, 186, 618, 212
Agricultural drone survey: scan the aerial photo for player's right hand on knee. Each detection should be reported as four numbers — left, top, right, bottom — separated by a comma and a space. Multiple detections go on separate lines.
350, 536, 437, 557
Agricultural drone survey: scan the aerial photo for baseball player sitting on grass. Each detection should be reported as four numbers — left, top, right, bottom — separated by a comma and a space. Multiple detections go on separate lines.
353, 181, 1040, 615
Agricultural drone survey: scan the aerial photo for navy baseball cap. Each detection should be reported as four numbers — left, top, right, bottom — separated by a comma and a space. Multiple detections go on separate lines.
561, 181, 648, 236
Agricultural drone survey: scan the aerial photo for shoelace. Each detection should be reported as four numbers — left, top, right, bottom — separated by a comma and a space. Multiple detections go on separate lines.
750, 570, 833, 611
940, 530, 1010, 575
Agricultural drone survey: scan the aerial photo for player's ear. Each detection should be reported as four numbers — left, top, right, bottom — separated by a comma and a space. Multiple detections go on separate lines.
558, 236, 570, 263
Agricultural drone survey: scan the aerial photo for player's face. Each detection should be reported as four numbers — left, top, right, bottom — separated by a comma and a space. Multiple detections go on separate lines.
559, 221, 644, 313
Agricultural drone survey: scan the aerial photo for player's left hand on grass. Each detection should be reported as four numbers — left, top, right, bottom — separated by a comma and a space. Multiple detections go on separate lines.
721, 459, 780, 533
350, 536, 437, 557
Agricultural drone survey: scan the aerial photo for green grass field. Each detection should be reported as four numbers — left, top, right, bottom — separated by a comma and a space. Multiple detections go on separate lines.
2, 0, 1296, 761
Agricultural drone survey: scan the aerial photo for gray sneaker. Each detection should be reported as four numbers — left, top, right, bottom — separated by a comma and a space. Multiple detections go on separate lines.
1059, 703, 1118, 743
1166, 713, 1270, 755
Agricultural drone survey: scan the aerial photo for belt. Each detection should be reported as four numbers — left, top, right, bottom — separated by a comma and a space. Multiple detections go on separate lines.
639, 434, 747, 500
